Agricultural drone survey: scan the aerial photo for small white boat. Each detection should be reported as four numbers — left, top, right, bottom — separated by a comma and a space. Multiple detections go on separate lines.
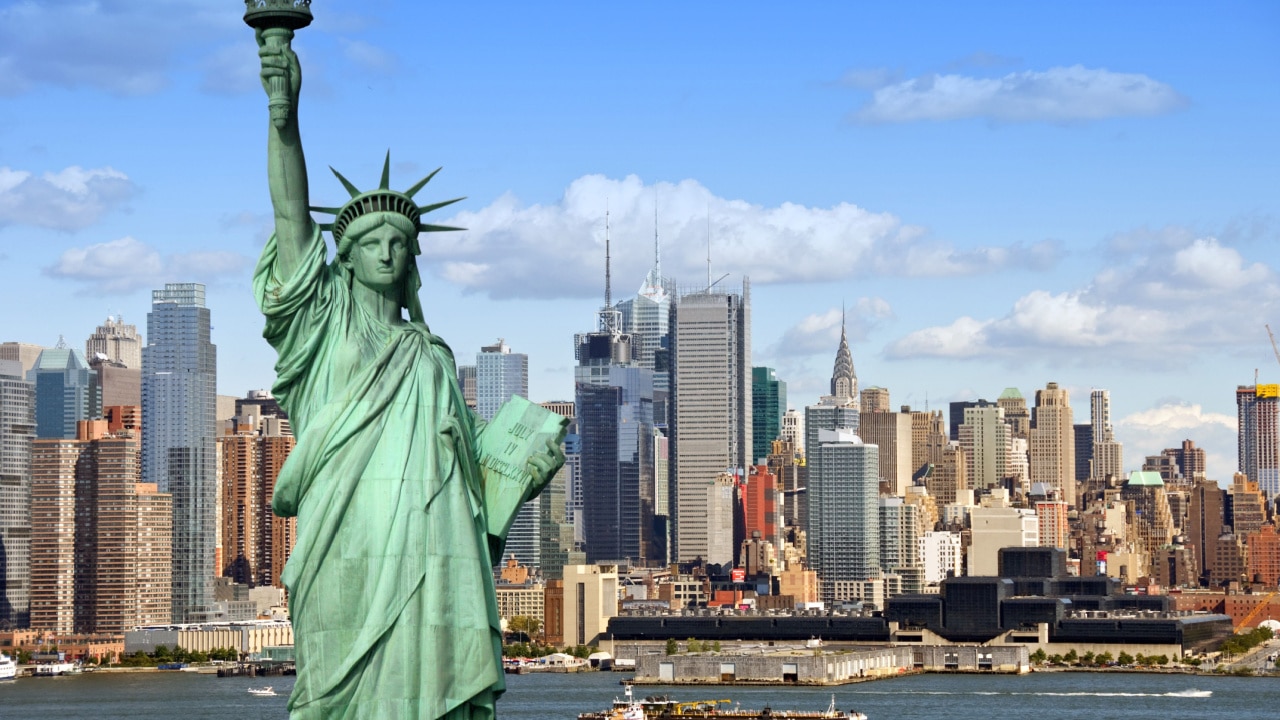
0, 654, 16, 680
248, 686, 277, 696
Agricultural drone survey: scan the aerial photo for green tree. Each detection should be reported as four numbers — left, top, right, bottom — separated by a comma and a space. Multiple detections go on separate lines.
1117, 652, 1134, 666
712, 641, 721, 653
508, 615, 543, 642
1080, 650, 1094, 666
1064, 649, 1078, 664
665, 638, 679, 656
1155, 654, 1169, 666
1030, 649, 1047, 665
1095, 652, 1113, 666
1048, 653, 1063, 665
153, 645, 172, 661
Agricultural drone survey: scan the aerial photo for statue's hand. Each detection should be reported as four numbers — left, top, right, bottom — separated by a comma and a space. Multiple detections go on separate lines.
526, 437, 566, 492
256, 27, 301, 107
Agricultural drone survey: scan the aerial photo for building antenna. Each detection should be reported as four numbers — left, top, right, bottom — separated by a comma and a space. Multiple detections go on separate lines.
654, 196, 661, 281
707, 204, 715, 291
604, 201, 612, 311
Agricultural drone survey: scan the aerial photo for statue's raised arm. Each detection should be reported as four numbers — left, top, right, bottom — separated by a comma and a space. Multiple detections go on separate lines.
257, 26, 313, 280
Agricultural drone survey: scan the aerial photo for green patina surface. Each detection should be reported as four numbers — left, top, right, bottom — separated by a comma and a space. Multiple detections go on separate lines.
247, 4, 566, 717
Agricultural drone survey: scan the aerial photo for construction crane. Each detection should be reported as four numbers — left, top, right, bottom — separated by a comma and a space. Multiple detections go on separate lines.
1267, 325, 1280, 370
1234, 590, 1278, 631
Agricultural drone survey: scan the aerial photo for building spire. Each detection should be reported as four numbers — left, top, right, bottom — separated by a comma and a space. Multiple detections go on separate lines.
830, 306, 857, 405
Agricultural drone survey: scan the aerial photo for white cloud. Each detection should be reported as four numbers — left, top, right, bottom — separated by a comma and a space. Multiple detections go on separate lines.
1115, 402, 1238, 481
0, 166, 135, 231
887, 234, 1279, 362
200, 41, 261, 96
771, 299, 894, 358
427, 174, 1060, 300
46, 237, 250, 294
853, 65, 1187, 124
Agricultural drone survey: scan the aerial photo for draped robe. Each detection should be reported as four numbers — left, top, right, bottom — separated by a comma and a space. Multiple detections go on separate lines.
254, 225, 504, 719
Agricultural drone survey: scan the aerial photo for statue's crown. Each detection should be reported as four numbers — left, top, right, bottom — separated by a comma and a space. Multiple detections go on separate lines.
311, 152, 465, 244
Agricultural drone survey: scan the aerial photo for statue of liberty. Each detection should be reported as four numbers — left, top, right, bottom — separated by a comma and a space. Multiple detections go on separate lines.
250, 14, 566, 719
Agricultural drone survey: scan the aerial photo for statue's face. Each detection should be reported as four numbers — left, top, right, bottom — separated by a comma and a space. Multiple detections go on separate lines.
343, 222, 411, 294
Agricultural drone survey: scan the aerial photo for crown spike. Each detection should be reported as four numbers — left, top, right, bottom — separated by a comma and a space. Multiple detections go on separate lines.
404, 167, 443, 199
417, 197, 466, 215
330, 166, 361, 198
309, 205, 343, 215
379, 150, 392, 190
419, 223, 466, 233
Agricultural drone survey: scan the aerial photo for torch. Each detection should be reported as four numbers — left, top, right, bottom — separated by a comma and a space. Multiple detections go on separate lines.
243, 0, 314, 129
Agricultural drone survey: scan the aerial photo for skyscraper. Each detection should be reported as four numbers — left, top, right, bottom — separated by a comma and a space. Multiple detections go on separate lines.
143, 283, 217, 623
811, 429, 878, 602
0, 359, 34, 628
28, 344, 100, 439
996, 388, 1030, 439
1090, 389, 1123, 482
476, 339, 528, 422
616, 212, 672, 393
958, 403, 1009, 491
751, 367, 786, 464
1237, 384, 1280, 499
1186, 478, 1224, 585
477, 339, 537, 566
805, 323, 860, 590
577, 367, 656, 564
858, 408, 913, 497
1029, 382, 1076, 507
669, 280, 751, 566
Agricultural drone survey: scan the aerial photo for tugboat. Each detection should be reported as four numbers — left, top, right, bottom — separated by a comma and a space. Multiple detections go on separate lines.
579, 685, 867, 720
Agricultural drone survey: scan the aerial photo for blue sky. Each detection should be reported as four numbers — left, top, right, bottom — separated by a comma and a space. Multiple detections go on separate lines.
1, 1, 1277, 481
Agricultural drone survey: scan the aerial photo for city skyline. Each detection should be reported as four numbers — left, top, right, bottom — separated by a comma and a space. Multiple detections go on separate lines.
0, 2, 1276, 482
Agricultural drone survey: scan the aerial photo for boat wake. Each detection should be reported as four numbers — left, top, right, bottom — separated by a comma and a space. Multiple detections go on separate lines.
850, 690, 1211, 698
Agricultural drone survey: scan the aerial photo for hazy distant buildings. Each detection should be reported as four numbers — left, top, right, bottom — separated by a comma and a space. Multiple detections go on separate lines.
143, 283, 217, 623
0, 359, 35, 628
669, 281, 751, 567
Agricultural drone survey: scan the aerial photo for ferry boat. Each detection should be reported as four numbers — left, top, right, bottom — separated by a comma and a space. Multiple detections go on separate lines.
0, 654, 16, 680
579, 685, 867, 720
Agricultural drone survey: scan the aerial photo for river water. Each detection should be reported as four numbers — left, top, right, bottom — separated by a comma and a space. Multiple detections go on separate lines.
0, 668, 1271, 719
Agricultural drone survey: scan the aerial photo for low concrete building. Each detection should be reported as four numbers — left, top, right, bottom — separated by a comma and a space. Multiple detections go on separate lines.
125, 620, 293, 656
632, 646, 912, 685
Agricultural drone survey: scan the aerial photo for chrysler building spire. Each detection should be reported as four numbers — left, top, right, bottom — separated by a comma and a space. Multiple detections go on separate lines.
830, 310, 857, 405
